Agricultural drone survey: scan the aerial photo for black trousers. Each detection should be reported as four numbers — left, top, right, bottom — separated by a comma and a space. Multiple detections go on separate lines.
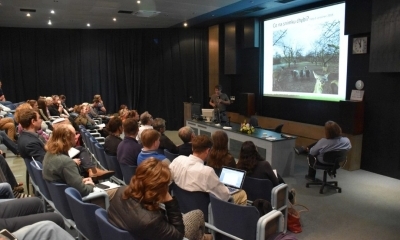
0, 197, 65, 232
0, 155, 18, 188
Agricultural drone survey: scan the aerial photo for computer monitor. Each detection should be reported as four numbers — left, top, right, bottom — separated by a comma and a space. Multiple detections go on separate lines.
191, 103, 202, 120
202, 109, 214, 122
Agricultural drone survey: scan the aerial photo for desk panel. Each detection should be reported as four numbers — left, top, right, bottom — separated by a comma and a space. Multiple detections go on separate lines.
186, 120, 296, 176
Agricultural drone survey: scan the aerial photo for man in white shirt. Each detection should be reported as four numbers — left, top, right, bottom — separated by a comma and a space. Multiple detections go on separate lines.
169, 135, 247, 205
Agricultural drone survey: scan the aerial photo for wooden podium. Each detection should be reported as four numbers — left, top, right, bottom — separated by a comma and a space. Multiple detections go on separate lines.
183, 102, 192, 125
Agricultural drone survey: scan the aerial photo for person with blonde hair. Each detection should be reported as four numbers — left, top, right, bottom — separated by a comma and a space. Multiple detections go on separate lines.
42, 124, 95, 196
108, 158, 210, 240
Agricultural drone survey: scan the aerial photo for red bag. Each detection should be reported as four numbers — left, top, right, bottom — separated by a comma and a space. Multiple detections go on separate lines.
287, 203, 309, 233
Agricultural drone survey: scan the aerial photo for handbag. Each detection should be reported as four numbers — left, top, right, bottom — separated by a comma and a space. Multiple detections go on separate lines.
287, 202, 309, 233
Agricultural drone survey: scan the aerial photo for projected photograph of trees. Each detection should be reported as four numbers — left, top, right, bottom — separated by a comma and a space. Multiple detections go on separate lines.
272, 20, 340, 94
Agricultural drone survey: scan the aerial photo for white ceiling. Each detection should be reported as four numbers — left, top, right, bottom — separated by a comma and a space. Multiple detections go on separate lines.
0, 0, 241, 29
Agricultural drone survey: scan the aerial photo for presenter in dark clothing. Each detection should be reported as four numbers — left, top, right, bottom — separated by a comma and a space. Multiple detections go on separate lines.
209, 85, 230, 123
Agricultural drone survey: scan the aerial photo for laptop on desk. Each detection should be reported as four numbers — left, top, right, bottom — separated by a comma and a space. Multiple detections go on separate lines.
219, 167, 246, 195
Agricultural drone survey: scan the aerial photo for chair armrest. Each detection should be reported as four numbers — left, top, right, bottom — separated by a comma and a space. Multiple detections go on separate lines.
82, 191, 110, 210
205, 223, 243, 240
257, 210, 284, 240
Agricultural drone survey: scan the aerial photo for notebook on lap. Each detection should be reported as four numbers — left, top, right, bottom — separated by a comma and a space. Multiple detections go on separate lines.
219, 167, 246, 194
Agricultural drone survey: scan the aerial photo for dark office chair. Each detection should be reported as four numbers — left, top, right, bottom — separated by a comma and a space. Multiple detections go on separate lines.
95, 208, 135, 240
171, 183, 210, 222
249, 116, 259, 127
242, 177, 273, 202
266, 124, 284, 133
306, 150, 348, 194
164, 149, 179, 161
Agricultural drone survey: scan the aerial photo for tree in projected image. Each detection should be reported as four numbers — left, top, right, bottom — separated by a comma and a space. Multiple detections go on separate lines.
271, 20, 341, 94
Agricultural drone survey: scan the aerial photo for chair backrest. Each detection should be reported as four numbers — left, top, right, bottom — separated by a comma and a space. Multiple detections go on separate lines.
164, 149, 179, 161
210, 194, 259, 240
274, 124, 284, 133
120, 164, 137, 185
22, 158, 36, 184
94, 143, 109, 169
29, 161, 52, 200
65, 187, 102, 240
321, 150, 348, 168
171, 183, 210, 222
242, 176, 273, 202
249, 116, 259, 127
45, 182, 74, 220
271, 183, 288, 232
105, 154, 123, 179
95, 208, 135, 240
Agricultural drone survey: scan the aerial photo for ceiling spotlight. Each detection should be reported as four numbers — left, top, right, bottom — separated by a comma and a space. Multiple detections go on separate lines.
87, 23, 90, 27
137, 1, 141, 3
51, 10, 55, 14
48, 20, 52, 25
183, 22, 188, 27
26, 13, 30, 17
113, 18, 116, 21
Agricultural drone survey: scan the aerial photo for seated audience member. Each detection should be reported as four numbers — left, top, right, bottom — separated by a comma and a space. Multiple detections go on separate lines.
18, 109, 46, 162
207, 130, 236, 176
108, 158, 210, 240
92, 94, 106, 115
236, 141, 280, 186
304, 121, 352, 182
137, 129, 170, 166
52, 119, 114, 180
104, 117, 123, 156
42, 124, 96, 196
153, 118, 178, 154
15, 102, 49, 143
0, 197, 65, 232
169, 135, 247, 205
237, 141, 296, 204
0, 117, 15, 141
59, 94, 73, 113
48, 95, 63, 117
6, 221, 74, 240
117, 119, 142, 166
74, 104, 107, 137
27, 99, 38, 111
177, 126, 194, 156
127, 110, 139, 121
136, 111, 153, 143
37, 97, 51, 121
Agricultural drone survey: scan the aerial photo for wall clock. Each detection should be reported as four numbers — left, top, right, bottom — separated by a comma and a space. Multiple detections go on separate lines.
352, 37, 368, 54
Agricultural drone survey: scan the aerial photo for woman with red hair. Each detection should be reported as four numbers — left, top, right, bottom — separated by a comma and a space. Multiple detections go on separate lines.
108, 157, 210, 240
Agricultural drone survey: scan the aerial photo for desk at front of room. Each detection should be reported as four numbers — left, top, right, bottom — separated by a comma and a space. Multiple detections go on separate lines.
186, 120, 296, 177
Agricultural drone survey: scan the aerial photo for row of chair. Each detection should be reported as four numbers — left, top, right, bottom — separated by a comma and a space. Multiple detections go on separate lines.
171, 183, 288, 240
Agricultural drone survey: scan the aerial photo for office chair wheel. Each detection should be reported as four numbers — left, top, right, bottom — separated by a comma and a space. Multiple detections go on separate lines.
338, 189, 342, 193
319, 189, 324, 194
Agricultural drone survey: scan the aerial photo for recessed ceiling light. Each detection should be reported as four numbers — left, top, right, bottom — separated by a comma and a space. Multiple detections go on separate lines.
48, 20, 52, 25
183, 22, 188, 27
27, 13, 30, 17
87, 23, 90, 27
113, 18, 116, 21
51, 10, 55, 14
137, 1, 141, 4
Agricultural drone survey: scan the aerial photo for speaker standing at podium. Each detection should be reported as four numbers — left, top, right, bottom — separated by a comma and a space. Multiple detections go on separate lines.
209, 85, 230, 123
